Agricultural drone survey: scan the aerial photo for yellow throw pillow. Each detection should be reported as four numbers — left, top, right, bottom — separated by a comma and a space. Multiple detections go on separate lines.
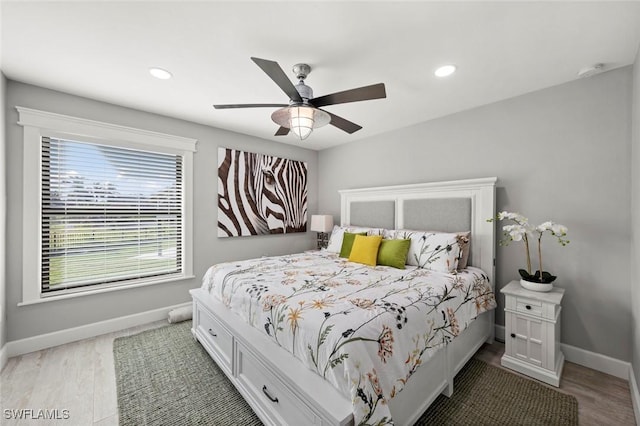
349, 235, 383, 266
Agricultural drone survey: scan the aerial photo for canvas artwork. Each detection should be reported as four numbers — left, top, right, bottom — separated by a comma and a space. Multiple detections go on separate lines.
217, 147, 308, 237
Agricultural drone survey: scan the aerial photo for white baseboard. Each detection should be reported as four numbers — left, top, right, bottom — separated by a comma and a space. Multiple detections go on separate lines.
561, 342, 630, 379
630, 366, 639, 425
494, 324, 630, 380
3, 301, 191, 360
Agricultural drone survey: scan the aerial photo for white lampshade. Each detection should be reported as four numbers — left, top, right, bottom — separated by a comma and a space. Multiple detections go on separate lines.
271, 105, 331, 141
310, 215, 334, 233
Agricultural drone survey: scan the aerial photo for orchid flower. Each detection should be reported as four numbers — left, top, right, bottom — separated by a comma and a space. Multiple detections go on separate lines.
502, 224, 528, 242
489, 212, 570, 283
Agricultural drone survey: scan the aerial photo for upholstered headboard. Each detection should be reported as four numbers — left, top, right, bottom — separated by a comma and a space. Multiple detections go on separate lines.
339, 177, 497, 287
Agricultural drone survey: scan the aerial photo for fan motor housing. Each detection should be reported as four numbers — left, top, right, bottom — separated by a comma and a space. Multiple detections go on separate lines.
295, 82, 313, 101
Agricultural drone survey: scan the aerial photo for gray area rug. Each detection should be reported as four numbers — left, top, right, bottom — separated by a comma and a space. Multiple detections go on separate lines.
114, 321, 260, 425
114, 321, 578, 425
416, 358, 579, 425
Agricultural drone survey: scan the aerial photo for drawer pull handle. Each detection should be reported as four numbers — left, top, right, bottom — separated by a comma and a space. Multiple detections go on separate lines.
525, 305, 532, 310
208, 328, 217, 337
262, 385, 279, 403
510, 333, 516, 338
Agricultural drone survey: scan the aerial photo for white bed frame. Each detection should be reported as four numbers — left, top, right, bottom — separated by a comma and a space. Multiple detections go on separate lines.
191, 177, 497, 426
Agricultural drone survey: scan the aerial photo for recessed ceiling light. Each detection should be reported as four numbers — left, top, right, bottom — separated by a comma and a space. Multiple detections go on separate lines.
434, 65, 457, 78
149, 67, 172, 80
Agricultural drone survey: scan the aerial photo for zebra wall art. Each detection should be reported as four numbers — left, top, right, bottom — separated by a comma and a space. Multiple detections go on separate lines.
217, 147, 308, 237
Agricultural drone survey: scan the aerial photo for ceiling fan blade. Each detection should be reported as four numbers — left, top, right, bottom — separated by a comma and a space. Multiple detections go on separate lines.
310, 83, 386, 108
213, 103, 287, 109
321, 109, 363, 134
274, 126, 290, 136
251, 57, 303, 103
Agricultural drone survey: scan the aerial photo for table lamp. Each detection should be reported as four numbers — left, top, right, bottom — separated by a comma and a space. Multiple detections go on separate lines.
310, 215, 334, 249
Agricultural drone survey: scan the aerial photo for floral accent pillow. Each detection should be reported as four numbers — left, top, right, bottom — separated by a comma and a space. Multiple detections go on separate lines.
325, 225, 385, 253
394, 230, 462, 272
456, 231, 471, 270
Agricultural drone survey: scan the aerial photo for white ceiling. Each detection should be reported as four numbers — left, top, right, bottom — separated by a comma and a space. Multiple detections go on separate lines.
2, 1, 640, 150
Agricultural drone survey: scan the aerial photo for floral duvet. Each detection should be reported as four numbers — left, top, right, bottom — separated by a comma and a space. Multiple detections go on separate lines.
201, 251, 496, 425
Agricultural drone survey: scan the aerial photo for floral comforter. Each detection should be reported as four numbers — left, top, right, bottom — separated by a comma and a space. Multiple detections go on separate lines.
201, 251, 496, 425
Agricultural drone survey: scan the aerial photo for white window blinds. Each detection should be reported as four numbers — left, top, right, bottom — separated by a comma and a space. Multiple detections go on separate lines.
41, 136, 183, 293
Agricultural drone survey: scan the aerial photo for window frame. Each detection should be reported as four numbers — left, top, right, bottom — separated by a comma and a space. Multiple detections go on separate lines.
17, 107, 197, 305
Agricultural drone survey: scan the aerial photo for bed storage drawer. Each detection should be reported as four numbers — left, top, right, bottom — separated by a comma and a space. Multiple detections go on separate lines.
191, 288, 354, 426
194, 301, 234, 376
235, 341, 319, 426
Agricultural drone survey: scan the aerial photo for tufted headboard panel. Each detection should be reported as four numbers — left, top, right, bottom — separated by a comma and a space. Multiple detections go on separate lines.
349, 200, 395, 229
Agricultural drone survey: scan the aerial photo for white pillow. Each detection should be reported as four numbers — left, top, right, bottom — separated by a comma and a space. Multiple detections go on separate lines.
394, 230, 461, 272
326, 226, 344, 253
382, 229, 397, 239
325, 225, 385, 253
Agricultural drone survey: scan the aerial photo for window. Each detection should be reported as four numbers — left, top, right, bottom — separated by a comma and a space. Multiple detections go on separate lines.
18, 107, 197, 303
42, 137, 183, 292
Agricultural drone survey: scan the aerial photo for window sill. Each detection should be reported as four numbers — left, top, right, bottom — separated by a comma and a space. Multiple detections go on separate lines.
17, 274, 196, 307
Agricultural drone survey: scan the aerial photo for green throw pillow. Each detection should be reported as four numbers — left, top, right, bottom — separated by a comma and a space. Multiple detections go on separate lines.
377, 238, 411, 269
340, 232, 367, 258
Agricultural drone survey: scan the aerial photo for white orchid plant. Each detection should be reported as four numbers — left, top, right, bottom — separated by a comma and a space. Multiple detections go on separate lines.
489, 211, 569, 283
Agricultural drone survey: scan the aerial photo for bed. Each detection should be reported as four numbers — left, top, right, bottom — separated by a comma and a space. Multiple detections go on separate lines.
190, 177, 497, 426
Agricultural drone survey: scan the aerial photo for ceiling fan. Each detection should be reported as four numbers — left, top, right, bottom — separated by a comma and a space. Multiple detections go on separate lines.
213, 57, 387, 140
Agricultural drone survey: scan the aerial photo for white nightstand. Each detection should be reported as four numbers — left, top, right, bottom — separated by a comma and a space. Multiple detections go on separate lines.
500, 280, 565, 387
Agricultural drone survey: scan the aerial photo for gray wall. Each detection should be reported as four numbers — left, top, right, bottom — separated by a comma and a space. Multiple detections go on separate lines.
632, 49, 640, 389
1, 73, 7, 350
318, 67, 633, 361
5, 81, 317, 342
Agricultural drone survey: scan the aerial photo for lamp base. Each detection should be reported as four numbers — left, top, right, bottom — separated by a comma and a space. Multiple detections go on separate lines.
316, 232, 329, 249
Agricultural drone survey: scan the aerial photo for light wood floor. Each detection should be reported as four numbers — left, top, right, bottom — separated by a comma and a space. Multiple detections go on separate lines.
1, 321, 166, 426
1, 323, 637, 425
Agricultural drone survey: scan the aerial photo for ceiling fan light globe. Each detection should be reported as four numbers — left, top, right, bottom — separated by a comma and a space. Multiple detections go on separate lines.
292, 124, 313, 140
289, 106, 315, 140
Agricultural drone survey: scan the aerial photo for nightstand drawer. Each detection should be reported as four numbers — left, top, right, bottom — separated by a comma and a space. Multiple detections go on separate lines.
515, 297, 543, 317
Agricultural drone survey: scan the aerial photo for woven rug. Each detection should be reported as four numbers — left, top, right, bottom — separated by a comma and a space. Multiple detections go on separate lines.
113, 321, 261, 425
114, 321, 578, 426
416, 358, 579, 425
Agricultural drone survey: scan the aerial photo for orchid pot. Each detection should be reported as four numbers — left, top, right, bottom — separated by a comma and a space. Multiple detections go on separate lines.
519, 269, 555, 292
